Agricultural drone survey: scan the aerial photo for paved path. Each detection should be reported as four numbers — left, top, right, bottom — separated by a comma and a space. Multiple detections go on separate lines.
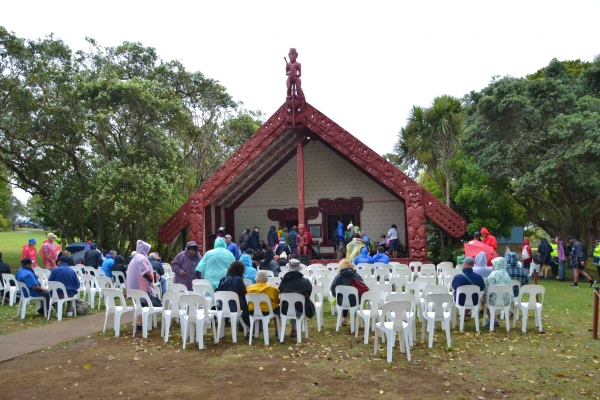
0, 311, 134, 363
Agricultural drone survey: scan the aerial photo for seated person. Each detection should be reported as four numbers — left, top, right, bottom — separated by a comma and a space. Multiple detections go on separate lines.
259, 250, 281, 277
278, 252, 289, 267
372, 246, 390, 264
15, 258, 50, 315
0, 251, 11, 291
247, 270, 281, 319
275, 238, 292, 256
240, 253, 257, 284
353, 247, 374, 266
451, 257, 485, 306
473, 251, 493, 278
101, 250, 116, 278
48, 256, 81, 316
330, 258, 363, 327
505, 252, 530, 297
111, 255, 127, 278
482, 257, 513, 327
149, 252, 167, 295
278, 259, 314, 339
216, 261, 249, 329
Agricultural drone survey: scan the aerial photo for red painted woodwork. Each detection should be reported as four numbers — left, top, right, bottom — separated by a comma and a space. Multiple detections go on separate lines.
214, 205, 222, 232
204, 205, 212, 252
318, 197, 363, 246
285, 48, 306, 129
296, 131, 306, 230
224, 207, 235, 239
267, 207, 319, 224
188, 193, 204, 253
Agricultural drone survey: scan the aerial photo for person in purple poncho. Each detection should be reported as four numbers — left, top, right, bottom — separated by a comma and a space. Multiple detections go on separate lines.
171, 241, 202, 290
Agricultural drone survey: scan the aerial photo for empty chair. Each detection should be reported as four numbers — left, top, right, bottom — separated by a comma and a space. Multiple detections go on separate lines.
393, 266, 413, 282
112, 271, 126, 292
102, 288, 134, 337
405, 281, 428, 321
180, 293, 218, 349
95, 276, 114, 309
421, 263, 436, 270
315, 276, 335, 314
16, 281, 48, 319
243, 278, 253, 287
192, 279, 212, 287
416, 275, 436, 285
310, 285, 324, 332
1, 273, 18, 306
373, 301, 413, 362
246, 293, 281, 345
515, 285, 545, 333
510, 279, 524, 318
263, 270, 275, 278
389, 276, 409, 295
83, 266, 97, 276
80, 275, 102, 308
386, 293, 417, 345
374, 268, 391, 282
130, 289, 164, 338
437, 265, 452, 286
368, 283, 392, 297
47, 281, 77, 321
483, 285, 513, 332
315, 269, 333, 279
279, 293, 308, 343
335, 286, 360, 333
162, 265, 173, 278
161, 291, 185, 343
357, 263, 373, 271
327, 263, 339, 270
421, 293, 453, 348
362, 276, 377, 286
267, 276, 281, 286
279, 265, 289, 273
452, 285, 482, 332
420, 285, 449, 316
356, 291, 386, 344
214, 291, 247, 343
168, 283, 188, 292
356, 269, 372, 279
409, 261, 422, 273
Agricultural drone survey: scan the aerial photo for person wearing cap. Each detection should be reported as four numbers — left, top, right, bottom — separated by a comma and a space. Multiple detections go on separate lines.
48, 256, 80, 316
593, 238, 600, 279
278, 259, 314, 338
451, 257, 485, 306
566, 236, 595, 288
275, 237, 292, 257
472, 231, 481, 242
15, 258, 50, 314
225, 235, 240, 259
172, 241, 202, 291
21, 238, 38, 268
520, 239, 533, 272
42, 233, 60, 270
216, 227, 226, 239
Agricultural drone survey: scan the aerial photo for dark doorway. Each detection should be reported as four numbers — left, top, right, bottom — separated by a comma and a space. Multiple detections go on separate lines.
326, 213, 356, 242
283, 220, 298, 230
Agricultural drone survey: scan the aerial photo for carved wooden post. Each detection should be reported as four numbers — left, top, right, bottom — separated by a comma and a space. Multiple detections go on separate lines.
297, 131, 305, 230
405, 185, 428, 261
205, 205, 212, 251
187, 193, 204, 253
215, 205, 222, 232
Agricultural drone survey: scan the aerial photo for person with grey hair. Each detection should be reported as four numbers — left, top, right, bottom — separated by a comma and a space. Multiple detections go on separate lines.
247, 270, 281, 324
451, 256, 485, 306
225, 235, 240, 259
278, 259, 314, 339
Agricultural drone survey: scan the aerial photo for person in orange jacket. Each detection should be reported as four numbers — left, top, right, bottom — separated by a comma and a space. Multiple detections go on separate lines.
21, 238, 38, 268
480, 227, 498, 250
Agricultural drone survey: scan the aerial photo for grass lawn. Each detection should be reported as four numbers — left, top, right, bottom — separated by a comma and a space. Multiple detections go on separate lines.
1, 277, 599, 399
0, 229, 48, 267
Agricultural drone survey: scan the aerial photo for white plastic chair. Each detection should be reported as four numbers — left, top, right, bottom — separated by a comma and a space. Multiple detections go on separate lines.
168, 283, 188, 292
405, 281, 427, 321
161, 291, 185, 343
80, 275, 101, 309
409, 261, 422, 272
267, 276, 281, 286
83, 266, 98, 276
180, 293, 218, 349
356, 268, 372, 279
193, 283, 215, 308
214, 291, 247, 343
95, 276, 114, 309
262, 270, 275, 278
112, 271, 126, 292
421, 293, 453, 348
362, 276, 377, 286
483, 285, 512, 332
393, 266, 413, 282
246, 293, 281, 345
47, 281, 77, 321
390, 276, 409, 294
335, 286, 360, 333
16, 281, 48, 319
374, 268, 391, 283
416, 275, 436, 285
368, 283, 392, 297
310, 285, 324, 332
130, 289, 164, 338
452, 285, 481, 332
102, 288, 134, 337
420, 285, 449, 319
373, 301, 413, 362
279, 292, 308, 343
243, 279, 253, 287
315, 276, 335, 315
387, 293, 417, 345
192, 279, 212, 287
356, 291, 386, 344
357, 263, 373, 270
515, 285, 545, 333
510, 279, 523, 322
1, 273, 18, 306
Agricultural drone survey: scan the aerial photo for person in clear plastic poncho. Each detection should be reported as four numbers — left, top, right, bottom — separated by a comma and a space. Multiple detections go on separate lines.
195, 238, 235, 290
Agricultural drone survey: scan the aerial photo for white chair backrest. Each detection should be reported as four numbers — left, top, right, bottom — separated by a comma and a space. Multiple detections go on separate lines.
455, 285, 481, 307
423, 284, 449, 296
316, 276, 333, 290
112, 271, 126, 285
81, 274, 98, 288
390, 276, 409, 293
387, 293, 415, 305
356, 269, 372, 279
382, 301, 412, 329
487, 285, 513, 307
279, 265, 289, 273
416, 275, 436, 285
327, 263, 339, 269
520, 285, 545, 307
262, 270, 275, 278
192, 279, 212, 287
406, 281, 427, 303
423, 293, 453, 318
267, 276, 281, 285
359, 291, 386, 311
374, 269, 391, 280
96, 276, 114, 289
409, 261, 422, 269
246, 293, 274, 317
47, 281, 68, 300
103, 288, 127, 308
369, 283, 392, 295
362, 276, 377, 286
279, 292, 306, 317
83, 266, 96, 275
130, 289, 159, 312
437, 262, 453, 269
335, 286, 359, 308
357, 263, 372, 270
310, 285, 324, 304
162, 291, 184, 313
315, 269, 333, 278
2, 273, 17, 288
510, 279, 522, 297
243, 279, 253, 287
421, 264, 436, 270
445, 269, 462, 279
214, 291, 240, 315
169, 283, 188, 292
180, 293, 209, 319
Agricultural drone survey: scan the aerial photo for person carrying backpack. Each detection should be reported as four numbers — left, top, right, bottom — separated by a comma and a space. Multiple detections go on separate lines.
330, 259, 367, 327
567, 236, 595, 288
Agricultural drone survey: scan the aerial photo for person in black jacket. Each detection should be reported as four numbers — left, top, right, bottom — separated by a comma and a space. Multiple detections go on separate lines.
0, 252, 11, 292
216, 261, 249, 328
111, 255, 127, 278
330, 259, 364, 327
275, 238, 292, 256
567, 236, 595, 288
84, 244, 103, 269
267, 226, 278, 248
260, 250, 281, 277
278, 259, 314, 339
538, 238, 553, 278
149, 253, 166, 295
251, 227, 260, 251
239, 229, 251, 253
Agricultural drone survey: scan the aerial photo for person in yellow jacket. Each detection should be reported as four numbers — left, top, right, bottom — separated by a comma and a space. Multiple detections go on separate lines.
549, 238, 559, 278
593, 238, 600, 278
246, 270, 280, 315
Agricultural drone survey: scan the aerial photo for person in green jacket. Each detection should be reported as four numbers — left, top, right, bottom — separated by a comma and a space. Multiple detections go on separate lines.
195, 238, 235, 290
593, 238, 600, 278
456, 241, 466, 266
549, 238, 559, 278
280, 227, 291, 246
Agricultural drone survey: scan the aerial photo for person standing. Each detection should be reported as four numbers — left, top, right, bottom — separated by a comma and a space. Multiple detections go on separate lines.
538, 238, 553, 278
289, 226, 298, 255
567, 236, 595, 288
126, 240, 158, 331
480, 227, 498, 250
549, 238, 559, 279
251, 227, 260, 251
15, 258, 50, 314
195, 238, 235, 290
387, 224, 399, 259
239, 229, 251, 253
521, 239, 532, 273
280, 227, 291, 246
359, 231, 371, 250
335, 222, 345, 259
41, 233, 59, 270
267, 226, 278, 248
225, 235, 240, 259
171, 241, 201, 291
555, 236, 568, 281
21, 239, 38, 268
275, 238, 291, 257
593, 238, 600, 280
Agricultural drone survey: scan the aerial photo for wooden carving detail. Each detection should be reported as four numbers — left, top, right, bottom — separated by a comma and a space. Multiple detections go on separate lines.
158, 203, 189, 243
405, 185, 427, 261
267, 207, 320, 222
224, 207, 235, 238
317, 197, 363, 214
423, 192, 467, 238
188, 193, 204, 252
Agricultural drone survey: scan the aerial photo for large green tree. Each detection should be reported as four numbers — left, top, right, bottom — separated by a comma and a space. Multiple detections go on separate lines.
464, 57, 600, 245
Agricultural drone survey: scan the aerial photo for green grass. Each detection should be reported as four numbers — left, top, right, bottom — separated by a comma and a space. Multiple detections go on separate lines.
0, 229, 48, 267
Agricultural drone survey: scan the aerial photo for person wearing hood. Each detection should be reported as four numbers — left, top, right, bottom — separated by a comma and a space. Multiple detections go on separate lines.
505, 252, 530, 297
101, 250, 116, 278
267, 226, 278, 248
278, 259, 314, 339
289, 226, 298, 255
239, 229, 251, 253
480, 227, 497, 250
259, 249, 281, 277
567, 236, 595, 288
149, 253, 167, 295
240, 253, 257, 283
196, 238, 235, 290
172, 241, 202, 291
21, 238, 38, 268
473, 251, 493, 278
330, 259, 364, 327
353, 246, 374, 266
593, 238, 600, 280
482, 257, 513, 327
344, 223, 355, 245
84, 243, 103, 269
346, 233, 365, 261
280, 227, 291, 245
275, 238, 292, 256
372, 246, 390, 264
538, 238, 553, 278
126, 240, 157, 329
251, 227, 260, 251
111, 255, 127, 278
48, 256, 80, 316
216, 260, 250, 328
521, 239, 532, 272
335, 222, 345, 259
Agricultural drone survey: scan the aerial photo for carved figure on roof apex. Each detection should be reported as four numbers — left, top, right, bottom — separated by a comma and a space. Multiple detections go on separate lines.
285, 48, 305, 128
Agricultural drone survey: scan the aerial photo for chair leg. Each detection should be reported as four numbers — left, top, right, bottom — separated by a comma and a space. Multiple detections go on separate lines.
47, 299, 53, 321
249, 318, 255, 346
103, 311, 110, 334
386, 331, 394, 362
197, 321, 204, 350
280, 317, 287, 343
335, 308, 342, 331
263, 318, 270, 346
114, 312, 121, 337
445, 320, 451, 348
489, 308, 495, 332
404, 331, 411, 361
459, 308, 465, 332
473, 306, 479, 332
373, 328, 379, 355
428, 320, 434, 348
57, 301, 63, 321
142, 314, 148, 339
522, 308, 528, 333
212, 316, 218, 344
504, 307, 510, 332
182, 318, 188, 349
363, 318, 371, 344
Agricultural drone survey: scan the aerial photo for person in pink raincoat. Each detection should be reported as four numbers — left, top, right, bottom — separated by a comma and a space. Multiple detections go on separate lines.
41, 233, 61, 270
126, 240, 157, 329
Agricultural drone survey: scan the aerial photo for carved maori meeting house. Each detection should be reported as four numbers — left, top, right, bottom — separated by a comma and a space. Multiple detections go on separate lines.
159, 49, 467, 262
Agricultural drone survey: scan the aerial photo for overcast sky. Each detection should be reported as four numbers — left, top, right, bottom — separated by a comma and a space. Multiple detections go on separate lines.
4, 0, 600, 203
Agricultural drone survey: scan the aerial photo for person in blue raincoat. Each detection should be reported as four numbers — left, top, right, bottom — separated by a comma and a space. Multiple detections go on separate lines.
353, 247, 374, 266
195, 238, 235, 290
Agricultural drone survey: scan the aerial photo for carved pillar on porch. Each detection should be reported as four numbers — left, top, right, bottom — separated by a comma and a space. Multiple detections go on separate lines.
204, 205, 212, 252
188, 193, 204, 253
296, 131, 305, 230
405, 185, 427, 261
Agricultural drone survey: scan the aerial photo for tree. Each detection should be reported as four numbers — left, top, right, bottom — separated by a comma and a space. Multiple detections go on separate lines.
464, 57, 600, 245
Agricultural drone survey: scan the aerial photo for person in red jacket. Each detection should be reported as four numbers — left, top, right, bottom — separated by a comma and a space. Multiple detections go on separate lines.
480, 227, 498, 250
21, 238, 38, 268
521, 238, 533, 272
